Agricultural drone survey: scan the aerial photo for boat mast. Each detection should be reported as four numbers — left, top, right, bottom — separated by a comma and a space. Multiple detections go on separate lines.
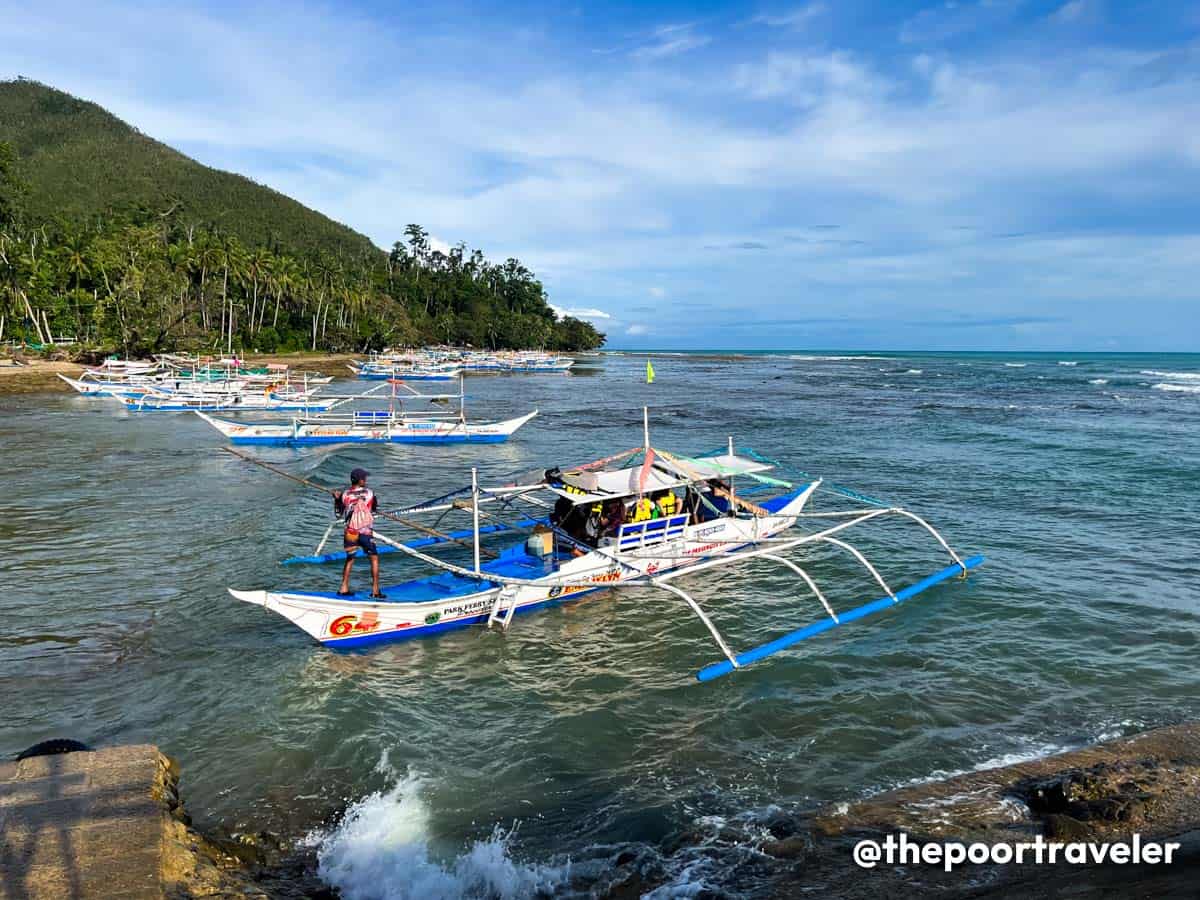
643, 406, 650, 451
471, 466, 481, 573
728, 434, 736, 513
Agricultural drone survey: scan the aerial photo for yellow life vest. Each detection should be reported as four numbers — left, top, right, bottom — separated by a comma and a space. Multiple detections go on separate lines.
632, 497, 654, 523
658, 492, 677, 516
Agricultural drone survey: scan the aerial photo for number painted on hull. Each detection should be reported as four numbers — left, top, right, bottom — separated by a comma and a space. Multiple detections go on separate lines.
329, 612, 381, 636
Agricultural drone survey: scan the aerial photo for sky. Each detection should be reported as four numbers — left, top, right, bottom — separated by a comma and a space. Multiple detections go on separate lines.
2, 0, 1198, 350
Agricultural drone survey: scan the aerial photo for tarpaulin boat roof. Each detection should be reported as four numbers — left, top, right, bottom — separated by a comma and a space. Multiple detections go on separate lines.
548, 453, 774, 505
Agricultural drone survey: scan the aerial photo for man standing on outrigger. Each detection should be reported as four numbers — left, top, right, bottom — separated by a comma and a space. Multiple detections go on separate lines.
334, 468, 383, 598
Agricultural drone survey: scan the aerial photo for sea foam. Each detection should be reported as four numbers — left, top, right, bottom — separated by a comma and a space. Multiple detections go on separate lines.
789, 355, 885, 361
1142, 370, 1200, 380
1153, 383, 1200, 394
311, 763, 567, 900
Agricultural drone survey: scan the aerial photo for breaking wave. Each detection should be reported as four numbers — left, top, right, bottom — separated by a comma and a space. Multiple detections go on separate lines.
1142, 370, 1200, 380
1003, 363, 1027, 368
1088, 378, 1109, 385
310, 761, 568, 900
1057, 361, 1078, 366
1153, 383, 1200, 394
788, 354, 886, 361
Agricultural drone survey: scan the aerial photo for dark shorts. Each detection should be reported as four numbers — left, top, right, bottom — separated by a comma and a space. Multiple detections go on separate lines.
344, 531, 378, 556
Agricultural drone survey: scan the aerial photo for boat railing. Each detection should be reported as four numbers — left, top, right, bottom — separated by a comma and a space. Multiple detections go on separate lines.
615, 514, 689, 552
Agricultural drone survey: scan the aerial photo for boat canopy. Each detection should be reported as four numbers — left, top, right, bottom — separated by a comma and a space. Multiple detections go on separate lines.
548, 453, 774, 505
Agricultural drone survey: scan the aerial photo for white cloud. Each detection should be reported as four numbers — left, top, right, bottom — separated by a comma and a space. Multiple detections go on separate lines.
899, 0, 1022, 44
549, 305, 612, 320
1049, 0, 1096, 24
630, 24, 710, 61
626, 324, 648, 335
733, 51, 886, 102
750, 4, 827, 30
1, 0, 1195, 348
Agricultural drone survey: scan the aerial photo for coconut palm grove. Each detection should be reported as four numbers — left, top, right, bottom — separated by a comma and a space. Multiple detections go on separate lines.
0, 80, 605, 356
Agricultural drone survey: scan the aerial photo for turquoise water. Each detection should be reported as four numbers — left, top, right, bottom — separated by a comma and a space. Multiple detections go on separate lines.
2, 351, 1198, 896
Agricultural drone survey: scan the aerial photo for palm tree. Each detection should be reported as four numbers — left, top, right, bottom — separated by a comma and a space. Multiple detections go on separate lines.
245, 246, 271, 338
218, 234, 247, 354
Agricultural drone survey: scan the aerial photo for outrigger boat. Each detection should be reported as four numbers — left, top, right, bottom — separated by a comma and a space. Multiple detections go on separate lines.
225, 410, 984, 681
119, 389, 337, 413
348, 360, 462, 381
57, 373, 157, 397
195, 377, 536, 445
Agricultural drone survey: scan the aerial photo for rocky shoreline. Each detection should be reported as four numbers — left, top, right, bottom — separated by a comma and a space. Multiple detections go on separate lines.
757, 721, 1200, 898
5, 723, 1197, 898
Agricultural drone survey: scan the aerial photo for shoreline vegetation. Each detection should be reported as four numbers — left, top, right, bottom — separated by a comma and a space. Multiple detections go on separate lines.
0, 80, 604, 359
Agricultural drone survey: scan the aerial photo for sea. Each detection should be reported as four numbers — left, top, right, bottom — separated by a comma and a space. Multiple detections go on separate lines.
1, 350, 1198, 898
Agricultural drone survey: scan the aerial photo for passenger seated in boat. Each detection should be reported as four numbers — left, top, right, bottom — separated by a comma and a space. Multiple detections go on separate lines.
583, 503, 603, 545
550, 496, 573, 529
599, 498, 625, 540
552, 498, 590, 551
630, 495, 657, 523
654, 490, 677, 519
689, 481, 727, 523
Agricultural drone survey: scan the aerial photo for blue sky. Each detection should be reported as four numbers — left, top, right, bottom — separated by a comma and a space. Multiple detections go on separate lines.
3, 0, 1198, 350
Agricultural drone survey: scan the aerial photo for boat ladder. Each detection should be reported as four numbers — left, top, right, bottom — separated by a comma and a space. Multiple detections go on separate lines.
487, 585, 521, 631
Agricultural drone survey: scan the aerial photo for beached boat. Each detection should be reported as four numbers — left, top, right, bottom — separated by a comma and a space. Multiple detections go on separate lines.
225, 410, 984, 680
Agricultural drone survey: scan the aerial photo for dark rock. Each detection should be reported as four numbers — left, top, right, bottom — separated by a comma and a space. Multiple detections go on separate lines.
1120, 798, 1144, 822
1020, 773, 1074, 814
613, 849, 638, 867
601, 871, 652, 900
763, 810, 801, 839
761, 835, 810, 860
1042, 814, 1095, 841
15, 737, 93, 761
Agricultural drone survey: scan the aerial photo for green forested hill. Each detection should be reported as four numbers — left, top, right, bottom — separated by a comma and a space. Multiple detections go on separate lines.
0, 80, 604, 354
0, 79, 377, 258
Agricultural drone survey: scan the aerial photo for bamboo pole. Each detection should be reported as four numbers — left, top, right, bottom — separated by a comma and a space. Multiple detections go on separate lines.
221, 446, 499, 558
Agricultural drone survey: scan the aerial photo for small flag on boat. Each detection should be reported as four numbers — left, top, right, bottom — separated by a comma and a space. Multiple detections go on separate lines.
646, 360, 655, 384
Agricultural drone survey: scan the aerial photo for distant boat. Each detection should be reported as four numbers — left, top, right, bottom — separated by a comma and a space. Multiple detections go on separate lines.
195, 408, 537, 445
646, 360, 655, 384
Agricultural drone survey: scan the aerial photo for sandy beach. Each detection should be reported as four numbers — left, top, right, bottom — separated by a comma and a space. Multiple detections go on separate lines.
0, 352, 357, 395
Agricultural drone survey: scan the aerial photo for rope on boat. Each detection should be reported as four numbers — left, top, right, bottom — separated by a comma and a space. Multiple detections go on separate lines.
721, 446, 891, 508
653, 447, 774, 518
220, 446, 500, 559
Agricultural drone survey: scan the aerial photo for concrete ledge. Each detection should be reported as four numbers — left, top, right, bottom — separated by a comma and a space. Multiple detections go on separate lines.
0, 745, 277, 900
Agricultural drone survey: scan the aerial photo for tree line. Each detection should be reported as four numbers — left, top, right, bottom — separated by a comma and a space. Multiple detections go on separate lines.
0, 140, 605, 356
